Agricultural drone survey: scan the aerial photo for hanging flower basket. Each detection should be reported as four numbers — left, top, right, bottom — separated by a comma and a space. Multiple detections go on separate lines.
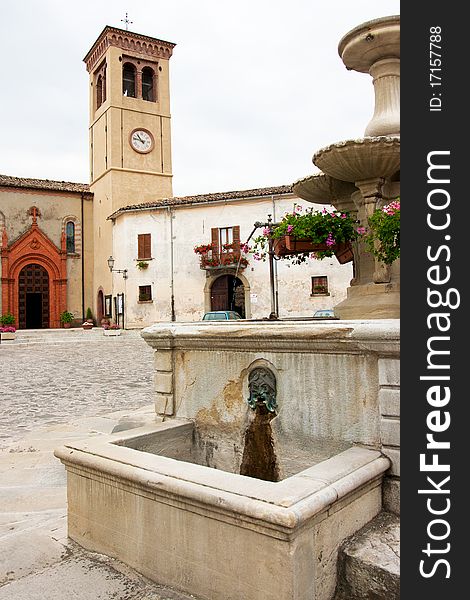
252, 205, 362, 265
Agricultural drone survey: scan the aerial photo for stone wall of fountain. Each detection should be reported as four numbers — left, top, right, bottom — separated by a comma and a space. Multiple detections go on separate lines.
293, 15, 400, 319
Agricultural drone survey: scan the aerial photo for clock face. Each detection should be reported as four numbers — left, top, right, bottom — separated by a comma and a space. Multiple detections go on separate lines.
130, 129, 154, 153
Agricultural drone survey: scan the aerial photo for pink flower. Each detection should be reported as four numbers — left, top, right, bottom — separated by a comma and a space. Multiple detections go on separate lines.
326, 233, 336, 247
262, 227, 271, 236
287, 224, 294, 233
356, 226, 366, 234
341, 213, 347, 219
241, 243, 250, 253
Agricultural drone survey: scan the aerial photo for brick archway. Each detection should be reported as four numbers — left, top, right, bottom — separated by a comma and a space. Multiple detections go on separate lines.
1, 222, 67, 329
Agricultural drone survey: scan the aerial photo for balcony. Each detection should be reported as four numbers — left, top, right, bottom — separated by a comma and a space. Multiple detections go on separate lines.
195, 243, 249, 272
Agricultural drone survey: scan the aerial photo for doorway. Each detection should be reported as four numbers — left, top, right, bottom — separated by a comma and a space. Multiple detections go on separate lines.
18, 264, 50, 329
210, 275, 245, 318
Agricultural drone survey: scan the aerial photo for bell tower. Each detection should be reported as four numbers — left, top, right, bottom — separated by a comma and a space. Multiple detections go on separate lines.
83, 25, 175, 304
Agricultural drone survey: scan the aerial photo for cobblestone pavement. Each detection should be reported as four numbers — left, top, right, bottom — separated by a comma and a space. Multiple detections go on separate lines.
0, 331, 155, 449
0, 329, 206, 599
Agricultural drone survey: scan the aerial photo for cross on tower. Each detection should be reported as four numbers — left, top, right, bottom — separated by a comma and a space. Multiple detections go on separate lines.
121, 12, 133, 31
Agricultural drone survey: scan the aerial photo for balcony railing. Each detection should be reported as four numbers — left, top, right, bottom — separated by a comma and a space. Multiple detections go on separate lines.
195, 243, 249, 271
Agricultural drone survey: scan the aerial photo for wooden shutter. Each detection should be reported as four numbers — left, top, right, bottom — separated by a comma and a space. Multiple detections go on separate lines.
233, 225, 241, 257
211, 228, 219, 254
138, 234, 151, 259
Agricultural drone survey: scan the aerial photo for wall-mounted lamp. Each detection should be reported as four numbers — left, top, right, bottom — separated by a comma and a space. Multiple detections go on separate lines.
107, 256, 128, 279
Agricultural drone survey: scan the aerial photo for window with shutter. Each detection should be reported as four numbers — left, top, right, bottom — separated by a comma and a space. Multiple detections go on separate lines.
138, 234, 152, 259
311, 276, 329, 295
138, 285, 152, 302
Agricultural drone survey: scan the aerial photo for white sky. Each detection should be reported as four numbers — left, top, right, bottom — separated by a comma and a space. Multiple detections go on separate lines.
1, 1, 400, 197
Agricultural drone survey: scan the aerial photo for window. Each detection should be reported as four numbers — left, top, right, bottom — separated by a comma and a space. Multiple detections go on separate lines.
123, 63, 136, 97
96, 71, 106, 109
139, 285, 152, 302
211, 226, 241, 253
142, 67, 155, 101
219, 227, 233, 247
311, 276, 329, 295
66, 221, 75, 254
137, 234, 151, 259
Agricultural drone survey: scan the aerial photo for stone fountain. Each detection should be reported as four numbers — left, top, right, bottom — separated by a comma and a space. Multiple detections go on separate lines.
294, 15, 400, 319
55, 16, 400, 600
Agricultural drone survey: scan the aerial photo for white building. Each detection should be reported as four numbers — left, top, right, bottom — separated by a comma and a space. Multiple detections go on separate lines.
109, 185, 353, 327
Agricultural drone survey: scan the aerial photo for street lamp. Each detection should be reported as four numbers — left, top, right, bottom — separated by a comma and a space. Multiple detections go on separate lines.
107, 255, 128, 279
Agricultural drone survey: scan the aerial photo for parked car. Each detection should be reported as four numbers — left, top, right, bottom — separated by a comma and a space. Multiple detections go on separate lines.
313, 309, 337, 319
202, 311, 242, 321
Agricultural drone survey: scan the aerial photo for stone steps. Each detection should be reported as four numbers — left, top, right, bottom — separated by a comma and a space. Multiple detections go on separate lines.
334, 511, 400, 600
10, 328, 141, 344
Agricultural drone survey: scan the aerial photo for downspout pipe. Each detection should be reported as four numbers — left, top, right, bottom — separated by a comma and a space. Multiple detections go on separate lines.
168, 206, 176, 321
81, 193, 85, 322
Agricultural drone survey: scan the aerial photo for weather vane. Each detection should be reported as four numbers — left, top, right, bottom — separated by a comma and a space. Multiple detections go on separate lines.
121, 12, 133, 31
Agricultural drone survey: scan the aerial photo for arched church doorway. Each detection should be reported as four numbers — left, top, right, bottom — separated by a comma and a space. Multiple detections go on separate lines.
18, 264, 50, 329
210, 275, 245, 318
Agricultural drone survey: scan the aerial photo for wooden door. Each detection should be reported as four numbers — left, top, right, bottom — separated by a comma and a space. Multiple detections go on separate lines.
18, 264, 50, 329
210, 276, 229, 311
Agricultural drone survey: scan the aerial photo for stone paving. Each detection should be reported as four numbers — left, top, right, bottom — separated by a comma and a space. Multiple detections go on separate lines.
0, 329, 200, 600
0, 329, 155, 449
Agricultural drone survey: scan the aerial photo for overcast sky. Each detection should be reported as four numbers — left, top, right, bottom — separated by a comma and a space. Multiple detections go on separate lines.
1, 1, 399, 197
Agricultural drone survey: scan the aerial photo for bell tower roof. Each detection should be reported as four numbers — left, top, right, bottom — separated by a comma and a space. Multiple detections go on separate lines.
83, 25, 176, 73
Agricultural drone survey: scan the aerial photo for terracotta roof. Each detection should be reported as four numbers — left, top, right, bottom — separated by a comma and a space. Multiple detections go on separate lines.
112, 185, 294, 217
0, 174, 92, 196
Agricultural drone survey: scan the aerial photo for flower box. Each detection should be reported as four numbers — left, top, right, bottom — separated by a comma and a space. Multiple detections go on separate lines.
334, 241, 354, 264
273, 236, 329, 257
103, 329, 121, 336
284, 236, 330, 253
273, 236, 353, 264
0, 332, 16, 341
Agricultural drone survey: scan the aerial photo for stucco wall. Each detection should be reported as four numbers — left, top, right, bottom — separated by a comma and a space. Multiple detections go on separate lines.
112, 194, 353, 326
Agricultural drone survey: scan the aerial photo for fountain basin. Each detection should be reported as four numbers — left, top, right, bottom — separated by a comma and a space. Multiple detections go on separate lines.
338, 15, 400, 74
293, 172, 358, 213
55, 422, 389, 600
312, 136, 400, 184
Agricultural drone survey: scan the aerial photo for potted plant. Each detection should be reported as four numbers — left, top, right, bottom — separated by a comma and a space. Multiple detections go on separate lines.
365, 198, 400, 265
82, 307, 94, 330
60, 311, 74, 328
0, 324, 16, 341
251, 205, 361, 265
103, 323, 122, 336
136, 260, 149, 270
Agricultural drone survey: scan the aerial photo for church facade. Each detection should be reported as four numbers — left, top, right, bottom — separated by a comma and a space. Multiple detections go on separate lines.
0, 25, 352, 329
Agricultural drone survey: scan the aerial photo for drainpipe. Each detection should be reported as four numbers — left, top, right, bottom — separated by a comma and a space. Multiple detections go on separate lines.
80, 193, 85, 322
271, 195, 279, 316
168, 206, 176, 321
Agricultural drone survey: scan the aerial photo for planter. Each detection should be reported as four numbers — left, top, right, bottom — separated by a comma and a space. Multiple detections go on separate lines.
273, 236, 329, 257
63, 322, 71, 329
103, 329, 122, 336
334, 241, 354, 264
273, 236, 354, 264
82, 322, 93, 330
0, 332, 16, 341
285, 236, 329, 253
